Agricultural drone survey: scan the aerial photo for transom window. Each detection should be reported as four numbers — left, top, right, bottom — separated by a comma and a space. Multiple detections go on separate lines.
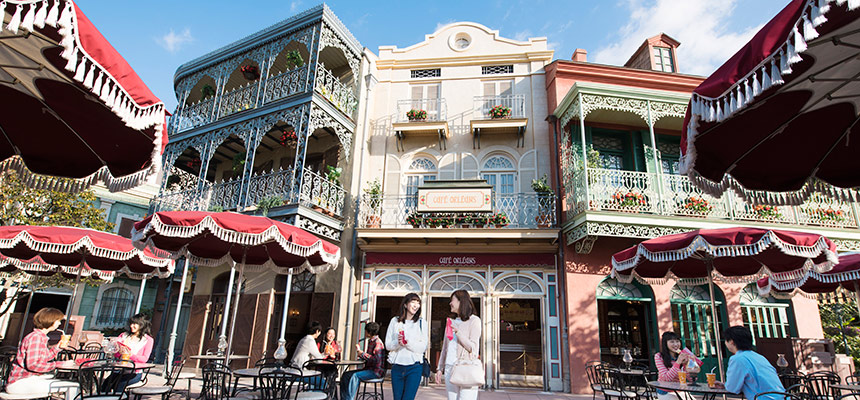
430, 274, 485, 292
377, 273, 421, 292
591, 135, 625, 170
406, 157, 437, 201
670, 285, 711, 302
654, 47, 674, 72
495, 275, 541, 293
482, 65, 514, 75
740, 285, 791, 340
658, 140, 681, 175
597, 278, 646, 300
481, 155, 515, 194
411, 69, 441, 79
96, 287, 134, 326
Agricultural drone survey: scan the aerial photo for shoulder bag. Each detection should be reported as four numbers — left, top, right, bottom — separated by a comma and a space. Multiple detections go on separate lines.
448, 318, 484, 387
418, 319, 431, 377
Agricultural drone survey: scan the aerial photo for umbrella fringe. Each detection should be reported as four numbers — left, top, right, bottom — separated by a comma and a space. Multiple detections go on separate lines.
6, 4, 22, 33
20, 2, 34, 32
33, 0, 45, 29
45, 0, 57, 26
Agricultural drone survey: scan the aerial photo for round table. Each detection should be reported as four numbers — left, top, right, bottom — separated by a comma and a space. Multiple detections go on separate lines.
833, 384, 860, 393
307, 360, 366, 399
189, 354, 250, 361
648, 380, 735, 400
55, 360, 156, 371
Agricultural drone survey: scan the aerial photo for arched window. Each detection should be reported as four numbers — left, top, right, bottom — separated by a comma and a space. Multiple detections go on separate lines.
670, 285, 711, 302
377, 273, 421, 292
495, 275, 542, 294
481, 155, 515, 194
740, 284, 792, 340
406, 157, 437, 204
597, 278, 646, 300
669, 284, 725, 373
430, 274, 484, 292
96, 287, 135, 326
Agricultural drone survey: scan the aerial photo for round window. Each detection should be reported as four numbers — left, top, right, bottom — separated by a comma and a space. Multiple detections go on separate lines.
449, 32, 472, 52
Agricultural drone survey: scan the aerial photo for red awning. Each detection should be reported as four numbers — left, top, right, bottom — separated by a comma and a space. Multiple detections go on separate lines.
365, 252, 555, 268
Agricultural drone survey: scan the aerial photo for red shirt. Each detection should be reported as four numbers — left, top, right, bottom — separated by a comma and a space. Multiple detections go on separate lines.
359, 337, 386, 378
9, 330, 60, 384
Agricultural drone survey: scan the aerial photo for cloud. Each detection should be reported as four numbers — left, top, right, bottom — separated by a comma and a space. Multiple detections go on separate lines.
290, 0, 302, 13
353, 13, 371, 29
156, 28, 193, 53
434, 20, 455, 33
592, 0, 763, 76
513, 30, 532, 42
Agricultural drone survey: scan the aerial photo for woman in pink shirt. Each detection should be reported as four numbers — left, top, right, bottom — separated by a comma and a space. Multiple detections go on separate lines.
110, 313, 154, 391
654, 332, 702, 400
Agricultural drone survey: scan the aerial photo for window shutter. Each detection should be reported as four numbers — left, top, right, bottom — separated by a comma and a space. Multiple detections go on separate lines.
519, 150, 537, 193
384, 155, 401, 196
499, 80, 513, 96
461, 153, 479, 179
439, 153, 457, 180
411, 86, 423, 100
483, 82, 495, 96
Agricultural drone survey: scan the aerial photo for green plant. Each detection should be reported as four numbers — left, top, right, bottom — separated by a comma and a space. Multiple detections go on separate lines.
809, 207, 847, 222
233, 152, 246, 172
208, 205, 224, 213
820, 300, 860, 368
682, 196, 713, 214
753, 205, 782, 219
492, 212, 509, 227
201, 84, 216, 98
488, 105, 511, 119
406, 212, 422, 227
611, 191, 646, 208
286, 50, 304, 68
326, 166, 342, 184
531, 174, 552, 194
257, 196, 283, 216
364, 179, 382, 210
406, 109, 427, 121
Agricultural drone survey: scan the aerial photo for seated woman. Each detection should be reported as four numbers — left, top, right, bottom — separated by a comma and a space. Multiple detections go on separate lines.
654, 332, 703, 400
110, 313, 154, 392
289, 321, 326, 390
318, 327, 342, 360
6, 308, 78, 400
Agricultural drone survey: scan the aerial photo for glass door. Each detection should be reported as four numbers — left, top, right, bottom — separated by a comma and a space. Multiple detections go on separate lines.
498, 298, 543, 388
429, 296, 481, 379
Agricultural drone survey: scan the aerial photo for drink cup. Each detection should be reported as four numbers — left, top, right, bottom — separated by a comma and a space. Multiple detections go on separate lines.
678, 371, 687, 385
706, 373, 716, 388
121, 353, 130, 361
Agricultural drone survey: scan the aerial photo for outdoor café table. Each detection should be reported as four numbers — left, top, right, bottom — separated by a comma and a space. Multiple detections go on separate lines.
648, 380, 735, 400
307, 360, 365, 398
54, 359, 157, 371
609, 367, 648, 388
833, 384, 860, 393
189, 354, 251, 361
231, 365, 320, 396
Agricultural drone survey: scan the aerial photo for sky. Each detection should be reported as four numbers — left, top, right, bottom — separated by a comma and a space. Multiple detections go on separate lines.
76, 0, 789, 111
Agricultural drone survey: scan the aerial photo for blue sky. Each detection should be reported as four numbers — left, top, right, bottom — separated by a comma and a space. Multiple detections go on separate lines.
77, 0, 788, 111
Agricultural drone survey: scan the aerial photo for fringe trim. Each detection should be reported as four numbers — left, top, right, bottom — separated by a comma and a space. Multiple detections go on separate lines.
683, 169, 860, 206
131, 212, 341, 273
681, 0, 839, 178
0, 155, 157, 193
3, 0, 166, 186
0, 254, 116, 281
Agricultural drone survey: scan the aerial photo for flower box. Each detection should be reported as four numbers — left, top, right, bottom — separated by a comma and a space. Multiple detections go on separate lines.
241, 65, 260, 81
488, 105, 511, 119
610, 191, 647, 210
682, 196, 713, 216
407, 109, 427, 121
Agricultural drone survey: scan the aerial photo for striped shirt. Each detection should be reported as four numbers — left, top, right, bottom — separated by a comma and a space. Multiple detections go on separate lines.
8, 330, 60, 384
654, 349, 702, 382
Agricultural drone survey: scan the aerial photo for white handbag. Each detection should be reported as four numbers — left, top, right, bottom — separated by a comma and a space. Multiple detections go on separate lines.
448, 328, 484, 388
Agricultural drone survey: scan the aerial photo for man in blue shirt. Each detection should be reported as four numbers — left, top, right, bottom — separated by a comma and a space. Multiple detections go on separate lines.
723, 326, 785, 400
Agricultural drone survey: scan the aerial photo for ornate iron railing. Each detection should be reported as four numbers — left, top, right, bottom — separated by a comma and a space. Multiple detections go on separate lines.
245, 167, 298, 207
218, 80, 259, 118
205, 177, 243, 211
315, 63, 357, 118
473, 94, 526, 120
150, 187, 208, 212
299, 169, 346, 216
263, 66, 310, 104
566, 167, 860, 228
356, 193, 556, 229
175, 97, 216, 132
395, 98, 447, 123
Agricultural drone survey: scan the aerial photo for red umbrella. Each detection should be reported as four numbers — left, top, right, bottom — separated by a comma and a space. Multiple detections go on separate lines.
0, 0, 168, 192
757, 253, 860, 296
612, 227, 838, 379
680, 0, 860, 205
131, 211, 341, 366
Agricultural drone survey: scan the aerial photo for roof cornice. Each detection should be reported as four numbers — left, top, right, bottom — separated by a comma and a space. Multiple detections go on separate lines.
376, 51, 554, 69
549, 60, 704, 93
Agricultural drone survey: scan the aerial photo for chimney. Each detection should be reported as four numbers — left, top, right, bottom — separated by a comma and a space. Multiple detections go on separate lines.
572, 48, 587, 62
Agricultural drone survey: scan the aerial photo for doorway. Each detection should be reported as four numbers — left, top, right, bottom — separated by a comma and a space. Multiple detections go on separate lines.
429, 296, 481, 373
373, 296, 403, 348
597, 299, 652, 366
498, 298, 542, 388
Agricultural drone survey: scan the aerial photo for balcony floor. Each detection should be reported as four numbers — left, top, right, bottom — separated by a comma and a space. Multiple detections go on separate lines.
356, 227, 559, 253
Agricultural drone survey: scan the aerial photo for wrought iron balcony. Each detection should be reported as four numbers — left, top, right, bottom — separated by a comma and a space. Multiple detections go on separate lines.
472, 94, 526, 120
395, 98, 448, 123
173, 96, 216, 132
314, 63, 357, 118
565, 167, 860, 229
218, 80, 260, 119
263, 65, 310, 104
356, 193, 556, 229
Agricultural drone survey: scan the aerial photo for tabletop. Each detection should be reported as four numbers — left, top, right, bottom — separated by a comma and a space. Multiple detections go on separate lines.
55, 360, 156, 371
309, 359, 365, 366
233, 366, 320, 377
833, 384, 860, 392
609, 367, 647, 375
648, 380, 734, 395
189, 354, 250, 360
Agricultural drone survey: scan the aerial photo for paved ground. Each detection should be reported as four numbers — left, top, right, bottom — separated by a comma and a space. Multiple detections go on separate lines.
143, 367, 592, 400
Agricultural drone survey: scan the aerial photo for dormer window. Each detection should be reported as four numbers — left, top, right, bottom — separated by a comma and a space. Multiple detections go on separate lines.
653, 47, 674, 72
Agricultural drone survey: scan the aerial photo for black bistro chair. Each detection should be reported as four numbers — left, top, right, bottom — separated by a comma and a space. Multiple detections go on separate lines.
754, 389, 806, 400
77, 359, 136, 400
805, 371, 841, 400
780, 374, 807, 395
128, 357, 190, 400
357, 367, 387, 400
0, 352, 14, 392
200, 362, 233, 400
587, 362, 612, 400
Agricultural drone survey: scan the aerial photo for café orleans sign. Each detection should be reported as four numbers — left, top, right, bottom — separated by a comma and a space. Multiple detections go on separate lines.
417, 180, 492, 213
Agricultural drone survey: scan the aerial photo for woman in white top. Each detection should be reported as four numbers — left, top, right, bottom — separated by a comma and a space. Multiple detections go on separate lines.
436, 289, 482, 400
289, 321, 326, 389
385, 293, 427, 400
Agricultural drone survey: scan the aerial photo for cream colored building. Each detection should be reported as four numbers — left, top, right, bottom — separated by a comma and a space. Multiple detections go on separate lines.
351, 23, 564, 391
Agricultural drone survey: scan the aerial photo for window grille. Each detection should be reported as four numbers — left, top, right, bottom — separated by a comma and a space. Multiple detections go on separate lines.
740, 285, 791, 340
97, 287, 135, 326
597, 278, 644, 299
482, 65, 513, 75
411, 69, 441, 79
495, 275, 542, 293
377, 273, 421, 292
430, 274, 485, 292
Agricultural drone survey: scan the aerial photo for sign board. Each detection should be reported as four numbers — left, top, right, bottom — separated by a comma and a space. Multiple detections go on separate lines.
417, 187, 492, 213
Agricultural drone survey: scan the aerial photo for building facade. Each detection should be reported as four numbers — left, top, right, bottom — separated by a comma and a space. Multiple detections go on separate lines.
547, 38, 860, 393
353, 23, 564, 391
154, 5, 366, 367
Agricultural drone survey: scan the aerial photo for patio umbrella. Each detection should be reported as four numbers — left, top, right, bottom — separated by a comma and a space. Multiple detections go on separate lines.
612, 227, 838, 380
758, 253, 860, 316
680, 0, 860, 205
0, 0, 168, 192
132, 211, 341, 367
0, 225, 174, 328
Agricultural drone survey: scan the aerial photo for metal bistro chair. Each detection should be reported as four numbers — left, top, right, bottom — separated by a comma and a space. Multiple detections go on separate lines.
0, 352, 14, 392
587, 363, 612, 400
258, 369, 299, 400
754, 389, 806, 400
846, 374, 860, 386
357, 367, 387, 400
201, 362, 233, 400
805, 371, 841, 400
602, 369, 643, 400
292, 362, 327, 400
780, 374, 807, 395
77, 359, 137, 400
128, 357, 190, 400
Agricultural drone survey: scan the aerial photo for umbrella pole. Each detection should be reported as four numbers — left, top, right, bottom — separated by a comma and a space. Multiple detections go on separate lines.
217, 262, 238, 356
854, 282, 860, 319
134, 277, 147, 314
225, 252, 247, 366
706, 260, 726, 381
64, 264, 84, 332
17, 275, 39, 344
279, 272, 293, 341
166, 260, 190, 377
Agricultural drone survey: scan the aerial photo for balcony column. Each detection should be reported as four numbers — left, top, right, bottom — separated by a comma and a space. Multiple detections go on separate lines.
240, 128, 263, 209
253, 54, 269, 108
196, 140, 215, 202
213, 67, 230, 120
646, 100, 664, 214
291, 110, 311, 204
171, 89, 191, 134
577, 93, 589, 211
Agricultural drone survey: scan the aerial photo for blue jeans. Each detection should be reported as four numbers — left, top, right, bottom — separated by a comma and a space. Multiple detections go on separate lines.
105, 372, 141, 393
299, 375, 326, 391
390, 362, 422, 400
340, 369, 379, 400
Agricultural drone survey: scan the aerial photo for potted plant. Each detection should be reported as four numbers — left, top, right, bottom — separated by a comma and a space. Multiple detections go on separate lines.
808, 207, 847, 225
241, 65, 260, 81
492, 212, 509, 228
682, 196, 713, 216
279, 128, 298, 147
488, 105, 511, 119
286, 50, 304, 69
611, 191, 646, 211
201, 84, 216, 99
753, 205, 782, 220
457, 214, 472, 228
363, 179, 382, 228
233, 152, 246, 173
406, 212, 422, 228
257, 196, 283, 217
325, 165, 342, 184
406, 109, 427, 122
532, 174, 554, 228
